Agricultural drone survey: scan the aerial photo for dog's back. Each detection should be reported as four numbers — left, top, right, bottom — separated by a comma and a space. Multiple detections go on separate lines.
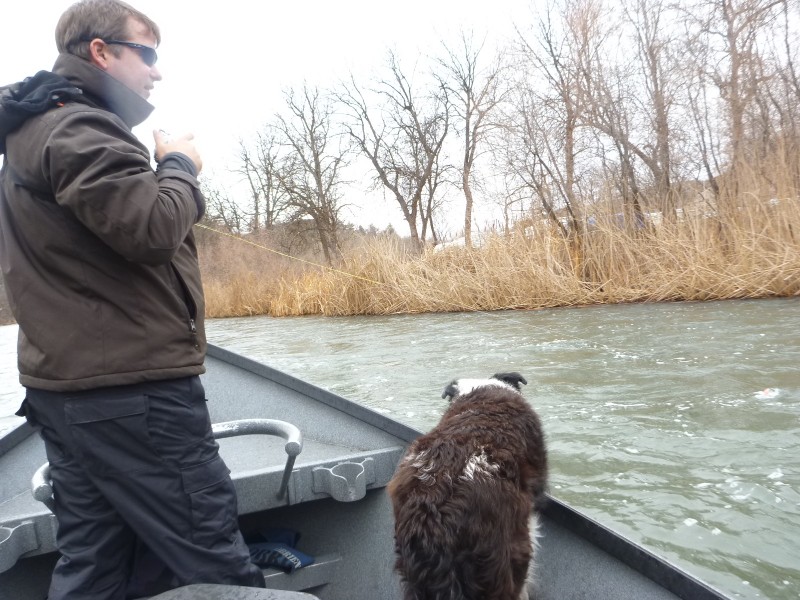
387, 374, 548, 600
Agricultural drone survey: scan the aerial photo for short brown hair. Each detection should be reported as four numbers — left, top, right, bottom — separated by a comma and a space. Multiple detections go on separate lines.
56, 0, 161, 60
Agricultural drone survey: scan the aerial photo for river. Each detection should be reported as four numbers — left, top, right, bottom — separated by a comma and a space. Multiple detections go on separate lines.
1, 298, 798, 599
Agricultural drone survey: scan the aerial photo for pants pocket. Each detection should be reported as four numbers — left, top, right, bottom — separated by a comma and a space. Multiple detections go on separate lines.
145, 377, 215, 462
15, 397, 32, 420
181, 455, 237, 547
65, 393, 158, 475
20, 395, 71, 466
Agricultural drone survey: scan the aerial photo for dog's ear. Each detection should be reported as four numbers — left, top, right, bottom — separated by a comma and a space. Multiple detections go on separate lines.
492, 372, 527, 390
442, 380, 459, 401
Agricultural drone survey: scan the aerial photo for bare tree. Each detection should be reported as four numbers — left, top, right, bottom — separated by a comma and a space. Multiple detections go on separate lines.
629, 0, 675, 205
211, 0, 800, 251
583, 0, 684, 216
766, 0, 800, 188
511, 0, 594, 233
273, 84, 350, 265
500, 87, 574, 237
199, 177, 247, 234
774, 0, 800, 114
437, 32, 509, 246
338, 51, 450, 251
685, 59, 724, 200
738, 0, 800, 194
236, 129, 290, 232
683, 0, 784, 196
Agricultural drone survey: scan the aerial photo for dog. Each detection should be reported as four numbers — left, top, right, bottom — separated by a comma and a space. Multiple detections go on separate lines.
387, 373, 548, 600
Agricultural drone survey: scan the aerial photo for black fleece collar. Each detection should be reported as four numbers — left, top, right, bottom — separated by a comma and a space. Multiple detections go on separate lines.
52, 53, 154, 128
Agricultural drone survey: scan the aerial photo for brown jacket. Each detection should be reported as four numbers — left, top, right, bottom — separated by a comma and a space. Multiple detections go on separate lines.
0, 54, 207, 391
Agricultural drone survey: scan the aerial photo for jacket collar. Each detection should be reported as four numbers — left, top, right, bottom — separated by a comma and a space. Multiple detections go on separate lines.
52, 53, 154, 128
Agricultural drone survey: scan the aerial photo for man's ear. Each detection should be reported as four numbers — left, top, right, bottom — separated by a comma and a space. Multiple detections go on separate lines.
88, 39, 110, 70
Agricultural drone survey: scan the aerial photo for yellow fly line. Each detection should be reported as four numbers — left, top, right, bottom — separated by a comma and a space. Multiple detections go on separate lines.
195, 223, 383, 286
194, 223, 540, 327
195, 223, 552, 326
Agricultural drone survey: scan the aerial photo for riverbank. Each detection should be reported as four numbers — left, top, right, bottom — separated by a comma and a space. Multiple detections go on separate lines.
0, 199, 794, 324
201, 199, 800, 318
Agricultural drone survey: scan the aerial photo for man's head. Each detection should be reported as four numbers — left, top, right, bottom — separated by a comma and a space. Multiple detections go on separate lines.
56, 0, 162, 99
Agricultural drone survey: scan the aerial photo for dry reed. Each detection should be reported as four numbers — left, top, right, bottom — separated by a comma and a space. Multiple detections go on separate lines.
200, 198, 800, 318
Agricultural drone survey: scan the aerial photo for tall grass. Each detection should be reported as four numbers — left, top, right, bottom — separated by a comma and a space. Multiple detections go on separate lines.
200, 196, 800, 318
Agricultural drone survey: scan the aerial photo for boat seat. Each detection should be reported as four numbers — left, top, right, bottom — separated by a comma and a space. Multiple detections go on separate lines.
147, 583, 320, 599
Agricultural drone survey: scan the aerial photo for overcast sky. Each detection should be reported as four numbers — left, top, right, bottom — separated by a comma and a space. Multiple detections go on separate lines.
1, 0, 532, 231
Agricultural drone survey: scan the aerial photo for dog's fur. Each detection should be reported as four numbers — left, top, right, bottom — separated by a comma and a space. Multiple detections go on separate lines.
387, 373, 548, 600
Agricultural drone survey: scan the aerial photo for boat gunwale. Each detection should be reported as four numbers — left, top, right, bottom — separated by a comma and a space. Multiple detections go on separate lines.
543, 497, 729, 600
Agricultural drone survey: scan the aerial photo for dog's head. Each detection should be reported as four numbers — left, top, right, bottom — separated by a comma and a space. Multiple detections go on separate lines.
441, 372, 528, 401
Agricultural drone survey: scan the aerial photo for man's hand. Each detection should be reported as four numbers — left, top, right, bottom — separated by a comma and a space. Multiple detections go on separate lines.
153, 129, 203, 174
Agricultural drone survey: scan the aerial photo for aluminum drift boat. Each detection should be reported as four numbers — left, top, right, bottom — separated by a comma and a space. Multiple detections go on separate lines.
0, 345, 732, 600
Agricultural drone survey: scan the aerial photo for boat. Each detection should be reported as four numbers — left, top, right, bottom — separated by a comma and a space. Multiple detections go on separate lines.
0, 344, 732, 600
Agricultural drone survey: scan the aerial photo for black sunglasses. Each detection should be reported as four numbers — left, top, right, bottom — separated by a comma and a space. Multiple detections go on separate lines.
79, 37, 158, 66
103, 40, 158, 66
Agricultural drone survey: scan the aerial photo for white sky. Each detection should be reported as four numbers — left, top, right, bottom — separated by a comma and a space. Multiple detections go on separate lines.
1, 1, 533, 232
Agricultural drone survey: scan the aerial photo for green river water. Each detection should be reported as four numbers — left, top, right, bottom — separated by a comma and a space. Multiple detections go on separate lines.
1, 298, 798, 598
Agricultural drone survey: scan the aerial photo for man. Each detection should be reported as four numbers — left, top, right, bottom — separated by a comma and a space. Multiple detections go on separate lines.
0, 1, 265, 598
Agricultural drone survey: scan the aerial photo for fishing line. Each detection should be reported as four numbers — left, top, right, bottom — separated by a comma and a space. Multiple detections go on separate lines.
195, 223, 544, 329
196, 223, 381, 284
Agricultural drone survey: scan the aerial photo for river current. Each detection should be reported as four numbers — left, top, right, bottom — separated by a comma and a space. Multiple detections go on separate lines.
1, 298, 798, 598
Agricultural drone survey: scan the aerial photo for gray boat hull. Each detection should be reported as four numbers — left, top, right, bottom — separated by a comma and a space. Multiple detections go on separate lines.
0, 345, 730, 600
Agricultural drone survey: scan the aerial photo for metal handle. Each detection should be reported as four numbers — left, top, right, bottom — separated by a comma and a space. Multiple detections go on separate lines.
212, 418, 303, 500
31, 418, 304, 510
31, 463, 55, 513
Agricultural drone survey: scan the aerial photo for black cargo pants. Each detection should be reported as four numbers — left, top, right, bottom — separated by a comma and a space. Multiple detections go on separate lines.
20, 376, 265, 600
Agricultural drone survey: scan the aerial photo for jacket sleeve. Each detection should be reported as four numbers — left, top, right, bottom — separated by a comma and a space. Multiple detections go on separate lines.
42, 106, 204, 265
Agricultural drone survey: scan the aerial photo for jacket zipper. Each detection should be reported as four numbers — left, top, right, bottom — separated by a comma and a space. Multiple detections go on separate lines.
171, 263, 199, 349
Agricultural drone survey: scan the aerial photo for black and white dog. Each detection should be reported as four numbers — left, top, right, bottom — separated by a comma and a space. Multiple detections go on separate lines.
387, 373, 548, 600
